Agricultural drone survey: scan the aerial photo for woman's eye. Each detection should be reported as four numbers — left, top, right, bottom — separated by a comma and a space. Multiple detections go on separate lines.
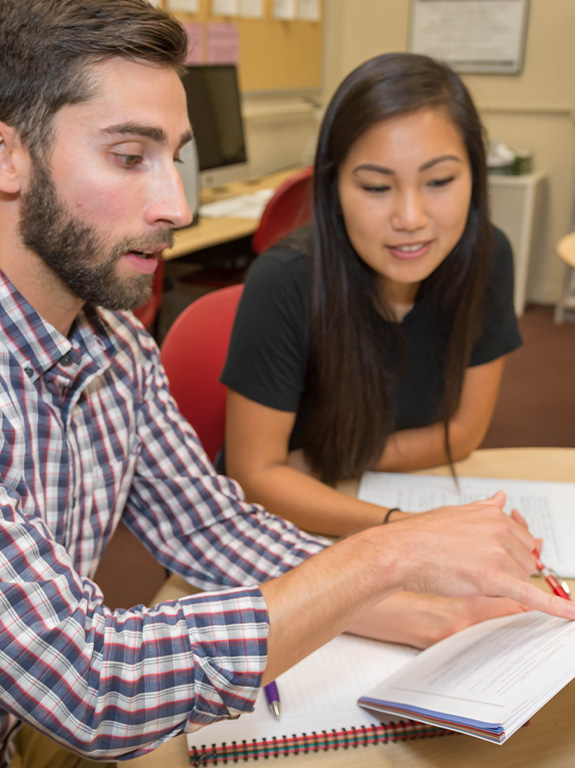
428, 175, 455, 188
362, 184, 391, 194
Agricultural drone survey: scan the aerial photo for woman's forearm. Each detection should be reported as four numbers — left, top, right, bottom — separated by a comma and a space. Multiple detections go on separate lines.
376, 357, 506, 472
375, 420, 461, 472
240, 462, 390, 537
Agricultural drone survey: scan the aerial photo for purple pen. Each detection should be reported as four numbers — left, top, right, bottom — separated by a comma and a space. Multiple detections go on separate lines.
264, 681, 281, 720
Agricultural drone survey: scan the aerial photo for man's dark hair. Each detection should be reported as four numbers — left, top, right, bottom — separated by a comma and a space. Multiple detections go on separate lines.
0, 0, 188, 151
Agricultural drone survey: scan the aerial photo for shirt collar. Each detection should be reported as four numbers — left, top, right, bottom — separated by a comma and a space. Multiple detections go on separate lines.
0, 269, 117, 381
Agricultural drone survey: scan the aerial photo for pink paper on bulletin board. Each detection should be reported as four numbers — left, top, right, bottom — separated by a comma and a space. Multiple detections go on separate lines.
206, 23, 239, 65
184, 22, 204, 64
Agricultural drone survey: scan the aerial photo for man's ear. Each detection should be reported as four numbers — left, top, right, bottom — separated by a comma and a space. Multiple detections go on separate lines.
0, 121, 30, 194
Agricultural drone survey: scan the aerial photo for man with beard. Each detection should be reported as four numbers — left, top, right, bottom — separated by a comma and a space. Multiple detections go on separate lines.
0, 1, 572, 767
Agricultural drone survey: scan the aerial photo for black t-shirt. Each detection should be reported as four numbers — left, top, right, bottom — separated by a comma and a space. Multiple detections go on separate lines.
219, 226, 522, 471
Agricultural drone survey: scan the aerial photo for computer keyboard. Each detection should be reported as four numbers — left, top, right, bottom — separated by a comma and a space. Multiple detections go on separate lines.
199, 188, 274, 220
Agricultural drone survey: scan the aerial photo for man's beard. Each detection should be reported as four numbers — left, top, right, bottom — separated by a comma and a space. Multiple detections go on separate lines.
18, 156, 171, 311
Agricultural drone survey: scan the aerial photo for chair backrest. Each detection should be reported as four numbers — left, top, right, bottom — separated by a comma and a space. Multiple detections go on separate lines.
159, 284, 244, 462
133, 259, 165, 331
251, 166, 314, 255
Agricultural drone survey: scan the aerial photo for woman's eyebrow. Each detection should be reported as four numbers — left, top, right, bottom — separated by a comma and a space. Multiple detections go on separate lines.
353, 163, 394, 175
419, 155, 463, 171
353, 155, 463, 176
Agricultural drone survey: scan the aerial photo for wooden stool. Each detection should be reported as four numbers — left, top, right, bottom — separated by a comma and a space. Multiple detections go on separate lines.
554, 231, 575, 323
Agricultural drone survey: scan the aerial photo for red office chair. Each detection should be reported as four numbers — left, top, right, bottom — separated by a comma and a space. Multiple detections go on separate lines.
159, 284, 244, 462
179, 167, 314, 292
133, 259, 165, 333
251, 166, 314, 255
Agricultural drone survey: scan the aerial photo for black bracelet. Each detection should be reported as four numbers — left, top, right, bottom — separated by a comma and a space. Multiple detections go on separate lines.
382, 507, 401, 524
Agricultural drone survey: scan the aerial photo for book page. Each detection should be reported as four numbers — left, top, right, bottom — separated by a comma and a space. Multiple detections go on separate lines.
187, 633, 417, 749
358, 473, 575, 576
361, 611, 575, 740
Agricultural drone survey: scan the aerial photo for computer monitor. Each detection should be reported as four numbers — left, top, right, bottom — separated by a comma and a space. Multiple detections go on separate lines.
181, 64, 248, 190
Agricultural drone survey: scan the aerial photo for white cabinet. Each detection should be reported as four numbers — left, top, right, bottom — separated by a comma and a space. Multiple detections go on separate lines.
488, 171, 546, 316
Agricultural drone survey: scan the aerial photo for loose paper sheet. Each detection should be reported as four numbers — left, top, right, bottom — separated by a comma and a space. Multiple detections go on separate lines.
206, 23, 240, 64
184, 23, 204, 65
167, 0, 200, 11
272, 0, 297, 20
298, 0, 320, 21
212, 0, 239, 15
239, 0, 264, 18
359, 473, 575, 577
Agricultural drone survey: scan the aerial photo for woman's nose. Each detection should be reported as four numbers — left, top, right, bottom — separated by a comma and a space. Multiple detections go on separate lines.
390, 189, 428, 232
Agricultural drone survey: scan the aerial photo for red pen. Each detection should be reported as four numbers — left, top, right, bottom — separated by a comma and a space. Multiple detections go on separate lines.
532, 550, 571, 600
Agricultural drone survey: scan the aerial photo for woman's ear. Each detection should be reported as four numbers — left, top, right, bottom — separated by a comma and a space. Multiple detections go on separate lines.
0, 122, 29, 194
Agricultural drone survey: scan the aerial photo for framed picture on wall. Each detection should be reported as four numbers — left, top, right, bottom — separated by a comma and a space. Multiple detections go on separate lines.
409, 0, 530, 75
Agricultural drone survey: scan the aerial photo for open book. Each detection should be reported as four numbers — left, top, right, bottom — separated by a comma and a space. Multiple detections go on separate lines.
359, 472, 575, 577
359, 610, 575, 744
186, 633, 449, 764
187, 611, 575, 761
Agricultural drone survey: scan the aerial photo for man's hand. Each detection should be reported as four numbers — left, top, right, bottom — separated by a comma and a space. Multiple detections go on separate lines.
383, 492, 575, 620
261, 491, 575, 684
347, 592, 529, 649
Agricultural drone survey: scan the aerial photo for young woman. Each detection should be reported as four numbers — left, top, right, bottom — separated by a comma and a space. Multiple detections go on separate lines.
220, 53, 521, 541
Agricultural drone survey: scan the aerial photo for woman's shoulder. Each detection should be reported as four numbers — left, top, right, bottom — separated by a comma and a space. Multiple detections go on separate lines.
245, 232, 312, 297
250, 244, 310, 277
486, 224, 516, 292
490, 224, 513, 265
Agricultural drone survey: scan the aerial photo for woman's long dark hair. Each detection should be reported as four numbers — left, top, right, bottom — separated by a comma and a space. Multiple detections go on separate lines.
304, 53, 491, 484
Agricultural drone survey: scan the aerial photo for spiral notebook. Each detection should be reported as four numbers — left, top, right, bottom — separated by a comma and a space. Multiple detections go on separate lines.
187, 633, 450, 765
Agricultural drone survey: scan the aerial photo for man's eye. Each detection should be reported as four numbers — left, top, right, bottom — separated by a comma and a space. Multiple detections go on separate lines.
115, 153, 143, 168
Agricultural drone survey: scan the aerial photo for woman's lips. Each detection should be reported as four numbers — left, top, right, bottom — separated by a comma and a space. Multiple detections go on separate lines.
387, 241, 432, 260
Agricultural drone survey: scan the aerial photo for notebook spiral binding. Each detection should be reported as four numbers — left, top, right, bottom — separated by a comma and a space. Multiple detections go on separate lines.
190, 720, 450, 765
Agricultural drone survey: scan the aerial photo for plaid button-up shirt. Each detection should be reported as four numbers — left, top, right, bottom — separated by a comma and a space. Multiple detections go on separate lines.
0, 270, 326, 763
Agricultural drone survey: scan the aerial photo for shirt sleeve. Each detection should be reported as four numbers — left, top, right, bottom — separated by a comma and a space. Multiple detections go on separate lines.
470, 226, 523, 366
0, 370, 327, 760
0, 481, 273, 759
221, 247, 310, 412
123, 326, 326, 592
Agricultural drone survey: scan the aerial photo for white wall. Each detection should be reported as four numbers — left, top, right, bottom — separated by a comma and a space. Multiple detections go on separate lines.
322, 0, 575, 305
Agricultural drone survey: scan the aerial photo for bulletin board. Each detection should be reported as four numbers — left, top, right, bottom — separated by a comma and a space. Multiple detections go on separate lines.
158, 0, 323, 93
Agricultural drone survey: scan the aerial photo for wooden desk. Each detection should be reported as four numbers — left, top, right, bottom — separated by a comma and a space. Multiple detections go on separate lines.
130, 447, 575, 768
164, 168, 302, 261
